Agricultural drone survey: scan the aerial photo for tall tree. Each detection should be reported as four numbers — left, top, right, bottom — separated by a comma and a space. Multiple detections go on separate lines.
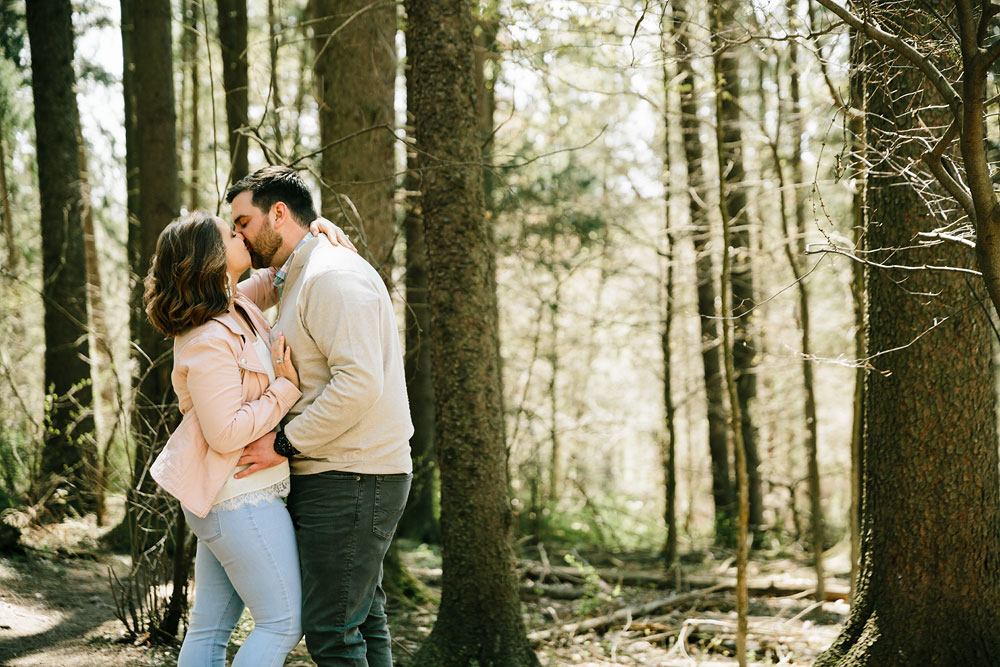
181, 0, 201, 209
216, 0, 249, 183
672, 0, 735, 546
712, 0, 763, 540
398, 43, 439, 544
659, 3, 678, 566
814, 1, 1000, 662
119, 0, 188, 640
311, 0, 397, 284
786, 0, 824, 600
26, 0, 97, 515
405, 0, 538, 662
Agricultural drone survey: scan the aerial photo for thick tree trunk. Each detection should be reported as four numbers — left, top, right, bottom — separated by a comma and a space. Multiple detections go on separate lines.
311, 0, 397, 286
118, 0, 188, 640
26, 0, 97, 516
815, 4, 1000, 663
216, 0, 249, 183
397, 27, 439, 544
672, 0, 735, 546
713, 0, 763, 542
405, 0, 538, 663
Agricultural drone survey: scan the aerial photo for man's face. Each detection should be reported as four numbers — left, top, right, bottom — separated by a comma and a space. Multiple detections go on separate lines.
231, 191, 282, 269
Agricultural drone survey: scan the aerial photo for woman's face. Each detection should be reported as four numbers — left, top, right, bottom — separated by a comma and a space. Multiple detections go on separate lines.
215, 217, 250, 278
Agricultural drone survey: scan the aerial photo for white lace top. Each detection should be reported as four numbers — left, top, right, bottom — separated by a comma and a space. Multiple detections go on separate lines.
211, 336, 291, 511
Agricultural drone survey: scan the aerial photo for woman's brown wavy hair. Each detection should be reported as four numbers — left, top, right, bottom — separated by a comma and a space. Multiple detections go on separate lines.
144, 211, 230, 337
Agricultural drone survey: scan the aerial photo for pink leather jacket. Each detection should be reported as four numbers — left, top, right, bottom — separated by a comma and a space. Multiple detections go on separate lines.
150, 286, 299, 518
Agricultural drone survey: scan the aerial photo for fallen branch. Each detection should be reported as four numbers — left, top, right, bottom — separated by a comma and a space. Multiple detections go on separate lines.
527, 583, 730, 644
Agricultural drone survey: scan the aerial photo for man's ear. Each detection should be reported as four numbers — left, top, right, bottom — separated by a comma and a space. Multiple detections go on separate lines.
272, 201, 288, 230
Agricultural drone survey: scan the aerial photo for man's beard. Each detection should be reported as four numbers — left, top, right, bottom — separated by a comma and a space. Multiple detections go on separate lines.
247, 219, 282, 269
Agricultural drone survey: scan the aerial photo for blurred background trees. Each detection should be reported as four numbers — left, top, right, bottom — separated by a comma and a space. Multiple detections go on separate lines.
5, 0, 1000, 659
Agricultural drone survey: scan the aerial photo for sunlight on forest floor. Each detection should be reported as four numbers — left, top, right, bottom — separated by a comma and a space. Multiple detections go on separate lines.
0, 507, 849, 666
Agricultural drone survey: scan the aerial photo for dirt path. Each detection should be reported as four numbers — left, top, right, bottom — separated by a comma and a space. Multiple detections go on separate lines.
0, 551, 177, 666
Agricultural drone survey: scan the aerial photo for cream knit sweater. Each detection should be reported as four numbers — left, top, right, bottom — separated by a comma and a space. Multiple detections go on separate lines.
275, 237, 413, 475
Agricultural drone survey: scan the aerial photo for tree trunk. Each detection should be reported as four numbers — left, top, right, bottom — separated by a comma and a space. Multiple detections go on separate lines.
672, 0, 735, 547
405, 0, 539, 662
26, 0, 97, 516
311, 0, 397, 286
786, 0, 824, 601
216, 0, 249, 184
713, 0, 763, 543
0, 132, 16, 273
118, 0, 188, 640
711, 4, 749, 661
815, 3, 1000, 662
76, 119, 113, 526
399, 112, 438, 543
181, 0, 201, 209
659, 5, 678, 568
267, 0, 284, 154
846, 21, 866, 607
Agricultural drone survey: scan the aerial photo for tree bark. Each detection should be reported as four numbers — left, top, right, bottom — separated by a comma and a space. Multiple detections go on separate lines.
397, 15, 439, 545
711, 4, 749, 661
311, 0, 397, 286
118, 0, 188, 640
815, 3, 1000, 662
76, 118, 113, 526
713, 0, 763, 543
0, 132, 16, 273
26, 0, 97, 516
660, 6, 678, 568
405, 0, 539, 662
672, 0, 735, 547
216, 0, 249, 183
181, 0, 201, 209
786, 0, 824, 602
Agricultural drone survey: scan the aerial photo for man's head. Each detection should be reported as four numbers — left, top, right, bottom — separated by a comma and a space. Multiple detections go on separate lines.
226, 166, 318, 269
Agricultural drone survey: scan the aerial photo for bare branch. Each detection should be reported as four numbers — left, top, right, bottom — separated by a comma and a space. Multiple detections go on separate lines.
812, 0, 960, 109
805, 243, 982, 276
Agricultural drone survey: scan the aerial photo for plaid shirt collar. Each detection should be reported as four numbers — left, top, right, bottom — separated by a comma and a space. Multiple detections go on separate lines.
273, 232, 313, 297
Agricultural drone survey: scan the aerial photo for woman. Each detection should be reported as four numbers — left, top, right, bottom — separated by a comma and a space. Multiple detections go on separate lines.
144, 210, 346, 666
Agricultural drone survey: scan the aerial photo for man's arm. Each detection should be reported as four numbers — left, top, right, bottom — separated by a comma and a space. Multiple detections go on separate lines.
236, 269, 384, 474
284, 270, 385, 451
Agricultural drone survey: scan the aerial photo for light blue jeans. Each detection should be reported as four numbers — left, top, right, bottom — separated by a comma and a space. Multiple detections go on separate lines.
178, 496, 302, 667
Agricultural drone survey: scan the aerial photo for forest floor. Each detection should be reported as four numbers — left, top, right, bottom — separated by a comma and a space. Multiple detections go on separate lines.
0, 507, 849, 666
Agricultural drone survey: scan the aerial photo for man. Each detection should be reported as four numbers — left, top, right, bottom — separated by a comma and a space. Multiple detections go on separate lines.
228, 166, 413, 666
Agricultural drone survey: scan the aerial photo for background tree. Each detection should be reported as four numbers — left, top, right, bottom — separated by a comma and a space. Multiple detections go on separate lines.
406, 0, 539, 662
216, 0, 249, 183
311, 0, 397, 283
671, 0, 735, 547
25, 0, 97, 516
398, 39, 439, 544
116, 0, 189, 641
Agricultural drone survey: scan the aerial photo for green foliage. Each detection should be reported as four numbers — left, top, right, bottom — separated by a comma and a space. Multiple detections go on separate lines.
563, 552, 621, 616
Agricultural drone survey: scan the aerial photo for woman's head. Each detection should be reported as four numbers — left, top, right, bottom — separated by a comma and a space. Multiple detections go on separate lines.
144, 211, 250, 337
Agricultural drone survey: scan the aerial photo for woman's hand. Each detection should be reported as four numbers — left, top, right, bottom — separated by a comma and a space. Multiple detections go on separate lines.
310, 216, 358, 253
271, 334, 298, 389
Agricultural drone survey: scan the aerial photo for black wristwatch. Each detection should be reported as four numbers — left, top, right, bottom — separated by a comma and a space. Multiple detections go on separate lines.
273, 427, 300, 458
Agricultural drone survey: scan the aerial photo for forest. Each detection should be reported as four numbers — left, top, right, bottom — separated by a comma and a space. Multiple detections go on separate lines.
2, 0, 1000, 665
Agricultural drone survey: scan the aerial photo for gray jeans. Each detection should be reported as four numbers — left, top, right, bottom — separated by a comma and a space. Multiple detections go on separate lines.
287, 470, 411, 667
